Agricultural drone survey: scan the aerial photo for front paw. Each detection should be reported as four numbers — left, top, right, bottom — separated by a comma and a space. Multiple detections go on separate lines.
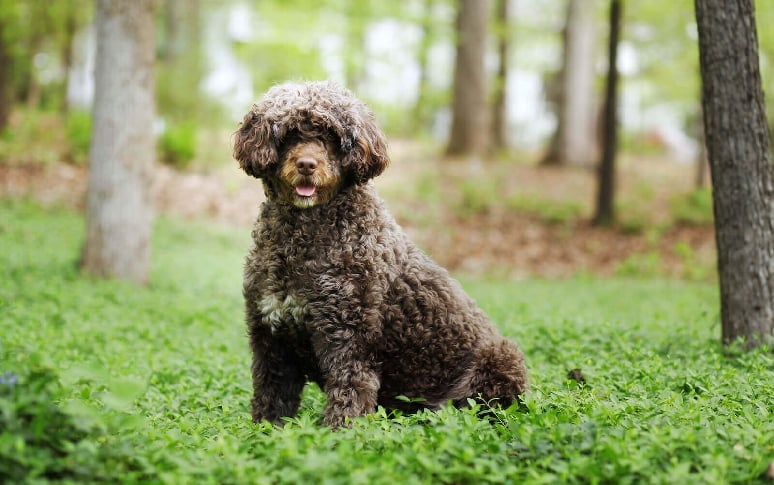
251, 397, 283, 424
323, 410, 353, 428
323, 398, 374, 428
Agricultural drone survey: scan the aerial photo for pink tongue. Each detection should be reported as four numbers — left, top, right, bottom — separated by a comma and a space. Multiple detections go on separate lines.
295, 185, 316, 197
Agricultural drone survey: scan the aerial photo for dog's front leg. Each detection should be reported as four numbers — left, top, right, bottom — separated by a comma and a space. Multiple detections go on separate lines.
321, 354, 380, 428
314, 320, 381, 427
248, 318, 305, 424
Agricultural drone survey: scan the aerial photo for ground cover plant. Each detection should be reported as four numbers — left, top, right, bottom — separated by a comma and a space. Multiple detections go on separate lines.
1, 200, 773, 484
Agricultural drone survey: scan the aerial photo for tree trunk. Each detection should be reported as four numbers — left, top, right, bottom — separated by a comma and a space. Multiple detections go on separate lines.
445, 0, 491, 158
25, 33, 43, 108
345, 2, 369, 93
592, 0, 621, 226
412, 0, 435, 133
0, 16, 12, 132
695, 0, 774, 348
60, 4, 78, 114
490, 0, 509, 152
693, 107, 708, 188
162, 0, 182, 62
81, 0, 156, 284
542, 0, 597, 166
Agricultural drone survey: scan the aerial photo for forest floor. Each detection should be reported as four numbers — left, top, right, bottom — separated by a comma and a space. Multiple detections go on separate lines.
0, 139, 716, 279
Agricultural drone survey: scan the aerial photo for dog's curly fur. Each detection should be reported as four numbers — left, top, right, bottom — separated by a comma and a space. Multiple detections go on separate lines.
233, 81, 529, 427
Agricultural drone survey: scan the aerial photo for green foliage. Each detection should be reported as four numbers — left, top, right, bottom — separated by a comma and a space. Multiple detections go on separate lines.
65, 110, 91, 165
615, 182, 658, 234
670, 187, 714, 226
234, 40, 329, 96
754, 0, 774, 126
0, 108, 67, 166
0, 0, 92, 111
614, 251, 663, 278
0, 368, 86, 482
0, 365, 147, 483
624, 3, 701, 122
674, 240, 714, 281
159, 121, 197, 169
457, 178, 498, 217
1, 200, 773, 484
506, 195, 584, 226
0, 108, 92, 166
452, 173, 584, 224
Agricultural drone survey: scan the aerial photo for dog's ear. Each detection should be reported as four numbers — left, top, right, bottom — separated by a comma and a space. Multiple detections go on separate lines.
232, 110, 280, 178
341, 112, 389, 183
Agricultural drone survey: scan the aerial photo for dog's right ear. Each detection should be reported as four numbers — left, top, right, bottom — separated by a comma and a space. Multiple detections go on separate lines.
232, 110, 279, 178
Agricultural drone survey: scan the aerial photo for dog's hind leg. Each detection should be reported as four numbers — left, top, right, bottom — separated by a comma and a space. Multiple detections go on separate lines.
455, 339, 529, 409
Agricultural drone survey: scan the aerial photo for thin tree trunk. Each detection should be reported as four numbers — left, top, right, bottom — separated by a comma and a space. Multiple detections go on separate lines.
345, 3, 368, 93
490, 0, 509, 151
694, 107, 708, 188
25, 33, 43, 108
560, 0, 596, 165
412, 0, 434, 133
81, 0, 156, 284
0, 16, 12, 132
592, 0, 621, 226
61, 3, 78, 114
542, 0, 597, 166
695, 0, 774, 348
445, 0, 491, 158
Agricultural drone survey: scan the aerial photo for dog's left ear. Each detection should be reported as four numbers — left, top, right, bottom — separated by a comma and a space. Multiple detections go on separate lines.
341, 111, 389, 183
232, 109, 280, 178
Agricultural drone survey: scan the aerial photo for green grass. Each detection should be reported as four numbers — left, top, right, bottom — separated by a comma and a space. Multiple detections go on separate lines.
1, 200, 773, 484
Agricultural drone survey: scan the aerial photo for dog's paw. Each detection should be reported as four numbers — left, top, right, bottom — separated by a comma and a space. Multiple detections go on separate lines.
323, 412, 354, 429
251, 403, 280, 425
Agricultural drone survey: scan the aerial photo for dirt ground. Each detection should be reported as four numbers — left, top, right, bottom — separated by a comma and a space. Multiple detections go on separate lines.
0, 140, 716, 279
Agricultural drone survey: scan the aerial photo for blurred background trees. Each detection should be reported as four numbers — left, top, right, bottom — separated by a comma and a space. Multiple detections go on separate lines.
541, 0, 597, 166
445, 0, 491, 158
1, 0, 771, 168
0, 0, 772, 345
81, 0, 156, 284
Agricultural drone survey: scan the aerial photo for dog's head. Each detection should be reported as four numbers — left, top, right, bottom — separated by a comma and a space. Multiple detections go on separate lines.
233, 81, 389, 208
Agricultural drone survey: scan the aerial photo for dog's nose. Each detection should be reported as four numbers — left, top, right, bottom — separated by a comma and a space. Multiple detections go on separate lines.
295, 157, 318, 175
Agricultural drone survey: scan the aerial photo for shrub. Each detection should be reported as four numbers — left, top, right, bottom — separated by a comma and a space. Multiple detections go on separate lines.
159, 121, 197, 169
457, 179, 497, 217
614, 251, 664, 278
65, 110, 92, 165
506, 195, 584, 226
0, 368, 93, 482
0, 109, 64, 166
670, 188, 714, 226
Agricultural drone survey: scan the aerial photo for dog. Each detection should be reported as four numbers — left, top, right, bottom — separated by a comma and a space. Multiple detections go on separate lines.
233, 81, 528, 427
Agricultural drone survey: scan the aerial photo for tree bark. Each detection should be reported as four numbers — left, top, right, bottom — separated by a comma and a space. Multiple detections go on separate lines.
445, 0, 491, 158
60, 4, 78, 114
542, 0, 597, 166
412, 0, 436, 133
81, 0, 156, 284
0, 16, 12, 132
490, 0, 509, 152
695, 0, 774, 348
592, 0, 621, 226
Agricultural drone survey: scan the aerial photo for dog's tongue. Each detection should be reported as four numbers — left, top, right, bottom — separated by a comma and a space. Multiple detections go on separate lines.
295, 185, 316, 197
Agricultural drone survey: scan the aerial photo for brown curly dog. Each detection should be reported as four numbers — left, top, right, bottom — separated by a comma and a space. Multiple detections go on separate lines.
233, 81, 529, 427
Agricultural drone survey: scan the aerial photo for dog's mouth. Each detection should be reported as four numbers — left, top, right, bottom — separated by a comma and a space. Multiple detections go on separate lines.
295, 185, 317, 197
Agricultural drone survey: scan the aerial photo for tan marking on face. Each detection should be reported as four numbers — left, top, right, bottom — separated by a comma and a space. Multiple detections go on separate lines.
278, 139, 342, 208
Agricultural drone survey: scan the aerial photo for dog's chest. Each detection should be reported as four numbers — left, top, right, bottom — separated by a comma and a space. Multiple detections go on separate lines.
259, 292, 309, 334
